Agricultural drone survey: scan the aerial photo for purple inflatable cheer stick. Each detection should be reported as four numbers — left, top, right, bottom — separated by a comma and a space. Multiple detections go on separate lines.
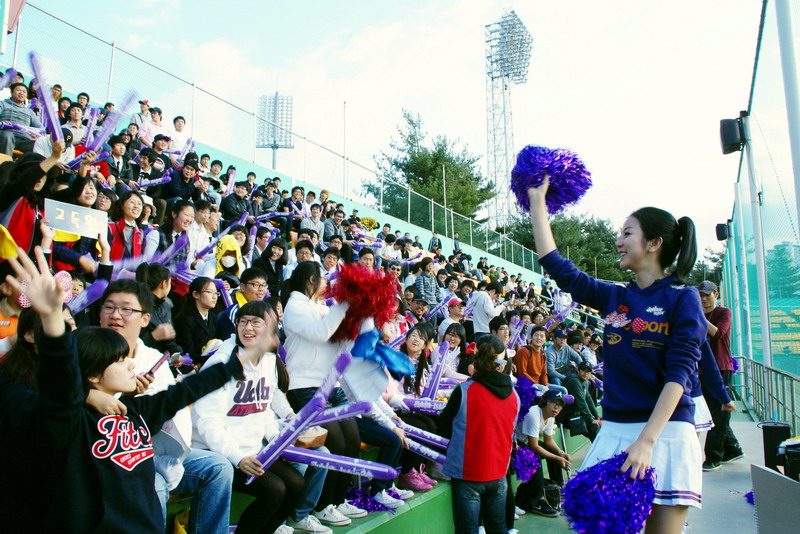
224, 169, 237, 196
280, 446, 398, 480
406, 438, 446, 465
85, 92, 137, 154
0, 68, 17, 89
403, 398, 447, 415
400, 423, 450, 450
507, 316, 524, 349
247, 352, 353, 483
423, 298, 449, 322
213, 279, 233, 308
66, 149, 109, 171
1, 123, 45, 138
421, 341, 450, 399
67, 278, 109, 314
81, 107, 101, 147
277, 345, 287, 363
153, 233, 189, 265
136, 175, 172, 189
171, 270, 198, 286
388, 330, 408, 350
194, 211, 248, 259
244, 225, 258, 264
312, 401, 372, 426
28, 52, 62, 142
254, 211, 283, 220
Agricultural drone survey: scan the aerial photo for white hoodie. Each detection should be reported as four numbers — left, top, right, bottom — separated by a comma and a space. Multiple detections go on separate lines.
191, 336, 294, 467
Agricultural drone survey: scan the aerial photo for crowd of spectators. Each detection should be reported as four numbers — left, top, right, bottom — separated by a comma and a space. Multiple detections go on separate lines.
0, 76, 607, 533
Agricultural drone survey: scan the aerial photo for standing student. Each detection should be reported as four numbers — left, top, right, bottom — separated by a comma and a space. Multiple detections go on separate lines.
439, 335, 519, 534
527, 179, 705, 533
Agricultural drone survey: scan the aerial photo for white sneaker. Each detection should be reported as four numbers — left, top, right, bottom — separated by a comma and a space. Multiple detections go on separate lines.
509, 529, 519, 534
514, 505, 525, 516
478, 527, 486, 534
514, 513, 520, 520
373, 490, 404, 509
390, 483, 414, 500
287, 515, 332, 534
273, 526, 294, 534
312, 505, 351, 526
336, 500, 368, 518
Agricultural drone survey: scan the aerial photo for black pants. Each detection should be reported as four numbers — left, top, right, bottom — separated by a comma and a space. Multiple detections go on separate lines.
702, 370, 742, 462
233, 460, 304, 534
515, 456, 563, 510
397, 412, 438, 473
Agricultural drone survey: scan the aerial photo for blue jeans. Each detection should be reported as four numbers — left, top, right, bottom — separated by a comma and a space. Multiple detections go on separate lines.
290, 446, 330, 521
451, 477, 507, 534
356, 417, 402, 494
155, 448, 234, 534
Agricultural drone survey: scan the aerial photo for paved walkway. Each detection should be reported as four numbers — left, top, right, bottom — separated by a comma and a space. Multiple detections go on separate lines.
515, 402, 761, 533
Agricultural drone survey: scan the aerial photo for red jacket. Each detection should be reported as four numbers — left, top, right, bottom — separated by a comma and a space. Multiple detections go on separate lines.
108, 219, 143, 261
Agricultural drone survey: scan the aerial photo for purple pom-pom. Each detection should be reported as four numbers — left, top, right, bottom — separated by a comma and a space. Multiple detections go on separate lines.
510, 145, 592, 214
345, 487, 396, 515
731, 356, 739, 374
514, 376, 539, 423
512, 446, 541, 483
563, 452, 656, 534
745, 489, 754, 505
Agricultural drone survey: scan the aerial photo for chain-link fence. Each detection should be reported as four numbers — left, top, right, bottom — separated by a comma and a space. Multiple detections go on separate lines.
2, 3, 541, 279
721, 0, 800, 378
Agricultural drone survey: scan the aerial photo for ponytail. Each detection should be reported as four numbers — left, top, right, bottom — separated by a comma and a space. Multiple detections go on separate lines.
674, 216, 697, 282
135, 263, 171, 292
630, 207, 697, 283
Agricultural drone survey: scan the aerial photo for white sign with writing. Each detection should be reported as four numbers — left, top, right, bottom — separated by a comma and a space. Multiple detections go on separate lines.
44, 198, 108, 239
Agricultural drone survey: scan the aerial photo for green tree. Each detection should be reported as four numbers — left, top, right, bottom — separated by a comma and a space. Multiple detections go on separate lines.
363, 111, 495, 230
507, 212, 632, 282
766, 241, 800, 300
685, 246, 725, 286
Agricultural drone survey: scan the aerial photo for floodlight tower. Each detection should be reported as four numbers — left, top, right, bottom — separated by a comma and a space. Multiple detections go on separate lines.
485, 10, 532, 228
256, 92, 295, 169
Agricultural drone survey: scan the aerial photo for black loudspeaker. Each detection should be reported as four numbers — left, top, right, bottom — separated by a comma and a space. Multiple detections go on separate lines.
760, 421, 792, 471
716, 223, 729, 241
720, 118, 743, 154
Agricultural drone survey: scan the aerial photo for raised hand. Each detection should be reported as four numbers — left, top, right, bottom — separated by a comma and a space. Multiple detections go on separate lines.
5, 246, 65, 337
526, 174, 550, 210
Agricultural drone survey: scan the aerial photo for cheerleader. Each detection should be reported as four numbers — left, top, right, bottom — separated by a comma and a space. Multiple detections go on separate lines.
527, 179, 705, 533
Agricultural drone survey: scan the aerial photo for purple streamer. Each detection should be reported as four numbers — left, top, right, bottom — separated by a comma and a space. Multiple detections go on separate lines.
403, 398, 446, 415
562, 453, 655, 534
28, 52, 62, 142
406, 438, 446, 465
510, 145, 592, 215
67, 278, 109, 314
244, 225, 258, 264
248, 352, 353, 483
400, 423, 450, 450
281, 446, 397, 480
512, 446, 540, 483
310, 401, 372, 426
421, 341, 450, 399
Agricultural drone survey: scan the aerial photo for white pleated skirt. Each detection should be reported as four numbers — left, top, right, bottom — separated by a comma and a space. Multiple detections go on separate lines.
693, 395, 714, 433
580, 420, 703, 508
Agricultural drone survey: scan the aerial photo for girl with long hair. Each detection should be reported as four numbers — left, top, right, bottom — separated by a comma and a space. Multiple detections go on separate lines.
174, 276, 219, 366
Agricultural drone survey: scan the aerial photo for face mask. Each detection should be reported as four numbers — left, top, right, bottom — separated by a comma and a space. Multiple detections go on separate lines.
221, 256, 236, 268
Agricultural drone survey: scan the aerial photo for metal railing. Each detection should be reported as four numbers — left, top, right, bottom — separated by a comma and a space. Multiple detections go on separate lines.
734, 356, 800, 433
4, 3, 542, 276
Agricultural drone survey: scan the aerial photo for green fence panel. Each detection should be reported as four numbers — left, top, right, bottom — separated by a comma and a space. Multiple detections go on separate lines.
409, 191, 432, 231
433, 204, 447, 237
382, 181, 409, 224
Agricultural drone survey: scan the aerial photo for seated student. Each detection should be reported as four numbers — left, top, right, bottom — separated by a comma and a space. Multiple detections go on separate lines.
220, 181, 251, 228
215, 267, 268, 341
253, 237, 288, 297
437, 297, 464, 342
0, 82, 42, 155
514, 390, 572, 518
104, 135, 133, 186
173, 276, 219, 367
12, 255, 240, 534
514, 326, 556, 390
300, 202, 324, 238
279, 186, 306, 238
107, 190, 146, 261
163, 160, 201, 206
251, 225, 272, 262
489, 316, 515, 361
283, 239, 315, 280
286, 229, 320, 265
439, 322, 470, 382
559, 362, 601, 442
144, 200, 195, 270
544, 328, 583, 386
193, 300, 331, 534
135, 263, 181, 356
322, 209, 346, 244
356, 247, 376, 271
320, 247, 341, 281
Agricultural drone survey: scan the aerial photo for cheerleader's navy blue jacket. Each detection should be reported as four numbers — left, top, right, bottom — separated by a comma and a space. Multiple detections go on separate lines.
37, 331, 242, 534
539, 250, 704, 425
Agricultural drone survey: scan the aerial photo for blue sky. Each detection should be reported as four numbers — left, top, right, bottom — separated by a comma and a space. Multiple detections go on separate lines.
25, 0, 771, 254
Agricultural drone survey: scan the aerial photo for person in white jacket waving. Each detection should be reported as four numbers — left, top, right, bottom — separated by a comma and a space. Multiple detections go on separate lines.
192, 300, 328, 534
281, 262, 369, 526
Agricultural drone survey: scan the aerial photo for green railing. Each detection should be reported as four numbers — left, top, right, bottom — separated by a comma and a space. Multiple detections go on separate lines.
734, 356, 800, 434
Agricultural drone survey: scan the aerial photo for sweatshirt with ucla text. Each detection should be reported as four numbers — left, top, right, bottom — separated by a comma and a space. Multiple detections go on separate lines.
539, 250, 704, 425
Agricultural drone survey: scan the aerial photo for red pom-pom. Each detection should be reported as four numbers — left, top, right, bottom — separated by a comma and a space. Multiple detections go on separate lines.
325, 263, 399, 342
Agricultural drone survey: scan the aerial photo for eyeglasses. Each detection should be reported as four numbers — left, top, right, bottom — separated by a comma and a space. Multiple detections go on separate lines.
245, 282, 268, 290
237, 318, 266, 328
100, 304, 143, 317
202, 290, 221, 297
